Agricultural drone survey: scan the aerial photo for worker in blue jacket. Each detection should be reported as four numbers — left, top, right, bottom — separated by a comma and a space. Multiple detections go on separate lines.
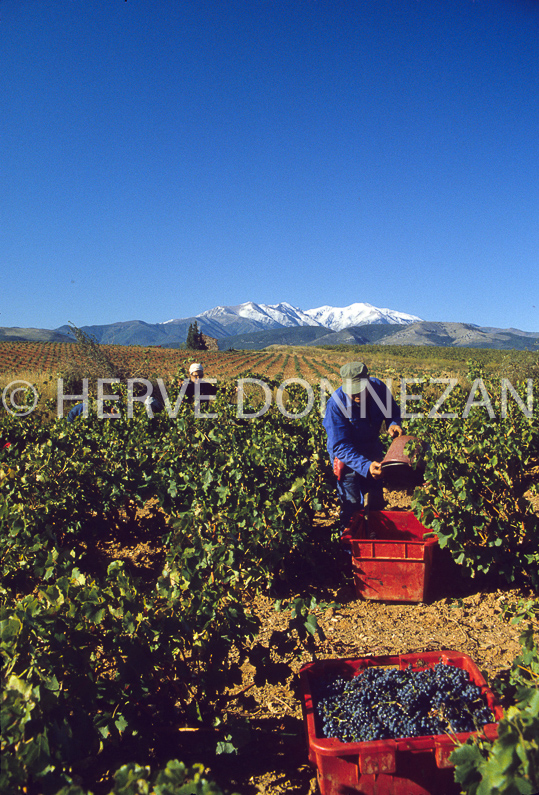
67, 402, 86, 422
323, 361, 402, 537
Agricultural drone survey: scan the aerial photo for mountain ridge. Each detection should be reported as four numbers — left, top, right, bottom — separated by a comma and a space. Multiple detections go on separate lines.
0, 300, 537, 350
173, 300, 421, 332
49, 301, 422, 344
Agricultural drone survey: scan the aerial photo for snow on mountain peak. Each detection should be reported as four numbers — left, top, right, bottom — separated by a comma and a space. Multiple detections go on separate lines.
162, 301, 421, 334
198, 301, 324, 328
304, 302, 421, 330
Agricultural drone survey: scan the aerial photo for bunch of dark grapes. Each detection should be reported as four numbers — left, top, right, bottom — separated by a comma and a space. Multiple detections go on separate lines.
313, 662, 494, 743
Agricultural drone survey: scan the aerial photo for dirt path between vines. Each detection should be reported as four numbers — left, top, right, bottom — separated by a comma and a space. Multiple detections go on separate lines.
93, 488, 538, 795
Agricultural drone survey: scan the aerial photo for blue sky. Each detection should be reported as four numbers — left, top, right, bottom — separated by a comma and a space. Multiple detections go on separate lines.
2, 0, 538, 332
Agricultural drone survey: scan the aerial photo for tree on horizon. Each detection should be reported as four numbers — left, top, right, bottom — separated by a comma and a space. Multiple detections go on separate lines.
185, 321, 205, 350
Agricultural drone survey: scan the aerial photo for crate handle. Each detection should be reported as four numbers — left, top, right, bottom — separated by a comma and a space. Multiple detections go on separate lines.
358, 747, 396, 775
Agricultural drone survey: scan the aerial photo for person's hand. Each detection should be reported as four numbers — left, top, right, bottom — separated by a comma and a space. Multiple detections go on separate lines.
369, 461, 383, 479
388, 424, 402, 438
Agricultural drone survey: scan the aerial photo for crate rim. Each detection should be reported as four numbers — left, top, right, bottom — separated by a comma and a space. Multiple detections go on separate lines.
300, 649, 503, 758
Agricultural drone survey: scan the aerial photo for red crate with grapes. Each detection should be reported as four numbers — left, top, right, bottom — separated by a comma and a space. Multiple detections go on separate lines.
299, 650, 503, 795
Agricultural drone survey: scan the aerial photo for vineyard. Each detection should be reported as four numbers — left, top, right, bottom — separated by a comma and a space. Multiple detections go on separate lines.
1, 340, 538, 794
1, 339, 537, 385
0, 340, 345, 382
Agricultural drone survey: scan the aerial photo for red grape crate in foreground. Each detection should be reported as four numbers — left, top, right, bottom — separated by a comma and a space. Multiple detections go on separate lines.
299, 650, 503, 795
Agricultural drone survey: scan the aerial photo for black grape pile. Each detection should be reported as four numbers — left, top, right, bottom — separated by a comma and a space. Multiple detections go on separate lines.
314, 662, 495, 743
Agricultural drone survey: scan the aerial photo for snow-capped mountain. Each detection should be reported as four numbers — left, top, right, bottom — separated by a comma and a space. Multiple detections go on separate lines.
189, 301, 422, 333
197, 301, 323, 330
304, 302, 422, 330
153, 301, 422, 341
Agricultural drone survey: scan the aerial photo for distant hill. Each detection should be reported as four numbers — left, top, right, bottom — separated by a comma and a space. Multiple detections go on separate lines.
218, 324, 399, 350
217, 326, 334, 350
55, 319, 198, 346
217, 322, 539, 351
0, 327, 75, 343
305, 324, 401, 347
375, 322, 539, 350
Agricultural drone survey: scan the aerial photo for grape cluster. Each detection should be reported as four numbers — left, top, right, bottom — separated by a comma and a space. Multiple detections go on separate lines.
313, 662, 494, 743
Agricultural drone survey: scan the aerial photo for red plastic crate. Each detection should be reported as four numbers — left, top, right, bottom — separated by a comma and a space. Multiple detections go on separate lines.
299, 650, 503, 795
349, 511, 438, 603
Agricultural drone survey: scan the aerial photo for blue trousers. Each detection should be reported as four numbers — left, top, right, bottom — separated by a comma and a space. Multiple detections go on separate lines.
336, 465, 384, 533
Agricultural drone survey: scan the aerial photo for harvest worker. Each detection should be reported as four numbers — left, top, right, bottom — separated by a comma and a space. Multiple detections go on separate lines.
67, 402, 86, 422
183, 362, 217, 408
323, 361, 402, 539
67, 402, 117, 422
144, 393, 164, 415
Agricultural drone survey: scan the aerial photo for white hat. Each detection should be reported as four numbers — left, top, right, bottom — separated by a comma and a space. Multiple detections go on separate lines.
189, 362, 203, 375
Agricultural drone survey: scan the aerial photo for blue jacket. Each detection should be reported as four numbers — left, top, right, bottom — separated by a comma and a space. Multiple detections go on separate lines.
67, 402, 86, 422
322, 380, 401, 478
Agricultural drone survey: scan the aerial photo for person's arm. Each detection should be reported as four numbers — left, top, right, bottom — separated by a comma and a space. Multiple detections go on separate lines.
325, 400, 373, 479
